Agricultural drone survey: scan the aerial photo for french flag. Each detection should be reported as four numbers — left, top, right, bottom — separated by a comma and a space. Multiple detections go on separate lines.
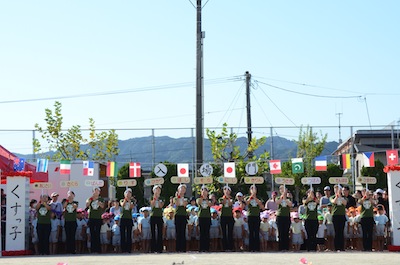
363, 152, 375, 167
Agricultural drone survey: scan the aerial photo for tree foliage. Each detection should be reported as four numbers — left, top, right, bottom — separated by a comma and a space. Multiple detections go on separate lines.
205, 123, 270, 201
33, 101, 119, 161
360, 160, 387, 190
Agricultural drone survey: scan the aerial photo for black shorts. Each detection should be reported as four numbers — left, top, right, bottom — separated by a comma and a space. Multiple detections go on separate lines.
316, 238, 326, 245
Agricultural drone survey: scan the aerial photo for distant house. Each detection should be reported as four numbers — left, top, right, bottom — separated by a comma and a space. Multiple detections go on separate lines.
333, 129, 400, 184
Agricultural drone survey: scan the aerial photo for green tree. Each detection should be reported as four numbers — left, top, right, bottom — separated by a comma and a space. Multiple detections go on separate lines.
33, 101, 119, 161
116, 163, 145, 207
360, 160, 387, 190
281, 125, 329, 201
206, 123, 270, 201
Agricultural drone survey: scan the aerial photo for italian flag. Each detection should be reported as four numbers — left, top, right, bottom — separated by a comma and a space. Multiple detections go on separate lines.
60, 160, 71, 175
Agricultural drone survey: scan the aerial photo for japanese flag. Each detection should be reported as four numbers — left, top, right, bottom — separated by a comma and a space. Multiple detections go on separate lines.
224, 162, 236, 178
177, 163, 189, 177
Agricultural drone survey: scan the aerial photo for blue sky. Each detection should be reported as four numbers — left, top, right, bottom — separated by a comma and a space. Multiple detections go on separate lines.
1, 1, 399, 154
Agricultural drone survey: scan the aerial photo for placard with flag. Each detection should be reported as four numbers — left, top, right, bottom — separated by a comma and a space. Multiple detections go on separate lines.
129, 162, 141, 178
83, 161, 94, 176
36, 158, 49, 173
340, 154, 351, 170
386, 149, 399, 166
291, 158, 304, 173
107, 161, 117, 177
269, 160, 282, 174
60, 160, 71, 175
224, 162, 236, 178
13, 157, 25, 171
315, 156, 327, 171
363, 152, 375, 167
177, 163, 189, 177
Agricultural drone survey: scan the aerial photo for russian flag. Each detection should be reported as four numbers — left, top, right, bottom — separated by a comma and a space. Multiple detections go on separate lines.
315, 156, 327, 171
363, 152, 375, 167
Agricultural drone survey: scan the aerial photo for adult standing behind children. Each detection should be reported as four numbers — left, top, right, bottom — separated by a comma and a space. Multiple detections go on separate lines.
174, 184, 188, 252
246, 184, 265, 252
120, 188, 134, 253
330, 185, 347, 251
86, 187, 105, 254
219, 185, 234, 251
303, 188, 319, 251
359, 189, 376, 251
197, 185, 212, 252
36, 194, 51, 255
276, 185, 292, 251
63, 190, 78, 254
150, 185, 164, 253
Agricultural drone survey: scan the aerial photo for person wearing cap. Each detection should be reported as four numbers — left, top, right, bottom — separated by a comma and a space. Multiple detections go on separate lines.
174, 184, 188, 252
320, 186, 331, 209
276, 185, 293, 251
50, 192, 63, 220
63, 190, 78, 254
119, 188, 134, 253
111, 215, 121, 253
139, 206, 151, 252
316, 215, 327, 251
246, 184, 265, 252
86, 187, 105, 253
358, 189, 376, 251
196, 185, 212, 252
218, 185, 234, 251
36, 194, 52, 255
150, 185, 164, 253
330, 184, 347, 251
233, 192, 244, 208
75, 208, 87, 254
303, 188, 319, 251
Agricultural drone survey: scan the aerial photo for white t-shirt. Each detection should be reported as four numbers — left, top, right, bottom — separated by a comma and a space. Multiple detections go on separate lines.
317, 223, 327, 238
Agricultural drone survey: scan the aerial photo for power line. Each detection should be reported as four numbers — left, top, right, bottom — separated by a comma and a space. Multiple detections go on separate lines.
255, 80, 363, 99
0, 76, 242, 104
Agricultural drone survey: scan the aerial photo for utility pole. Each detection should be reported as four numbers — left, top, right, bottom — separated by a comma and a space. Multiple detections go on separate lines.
336, 112, 343, 144
245, 71, 253, 158
195, 0, 204, 173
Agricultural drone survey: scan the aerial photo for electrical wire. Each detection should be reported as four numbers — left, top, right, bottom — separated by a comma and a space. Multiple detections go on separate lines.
255, 80, 363, 99
0, 76, 242, 104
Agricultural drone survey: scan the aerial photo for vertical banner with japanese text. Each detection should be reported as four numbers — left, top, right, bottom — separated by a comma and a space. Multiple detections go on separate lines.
387, 170, 400, 246
6, 176, 29, 251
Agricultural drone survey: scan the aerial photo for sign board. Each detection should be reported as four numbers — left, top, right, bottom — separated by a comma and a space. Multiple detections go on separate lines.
32, 182, 53, 189
117, 179, 137, 187
328, 177, 349, 185
199, 163, 213, 177
84, 179, 104, 187
154, 163, 168, 177
217, 176, 238, 184
144, 178, 165, 186
194, 176, 213, 185
171, 176, 190, 184
245, 162, 259, 176
6, 176, 29, 251
386, 169, 400, 246
60, 180, 79, 188
357, 176, 377, 184
301, 177, 321, 185
275, 177, 295, 185
244, 176, 264, 184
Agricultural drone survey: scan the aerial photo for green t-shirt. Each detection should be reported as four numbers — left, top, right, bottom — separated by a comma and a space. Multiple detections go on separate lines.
174, 197, 188, 216
88, 197, 104, 219
219, 197, 233, 217
151, 197, 164, 217
304, 200, 318, 220
120, 199, 134, 219
247, 198, 261, 217
64, 201, 78, 222
197, 198, 211, 218
276, 200, 290, 217
37, 204, 51, 224
360, 199, 374, 218
330, 196, 346, 216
